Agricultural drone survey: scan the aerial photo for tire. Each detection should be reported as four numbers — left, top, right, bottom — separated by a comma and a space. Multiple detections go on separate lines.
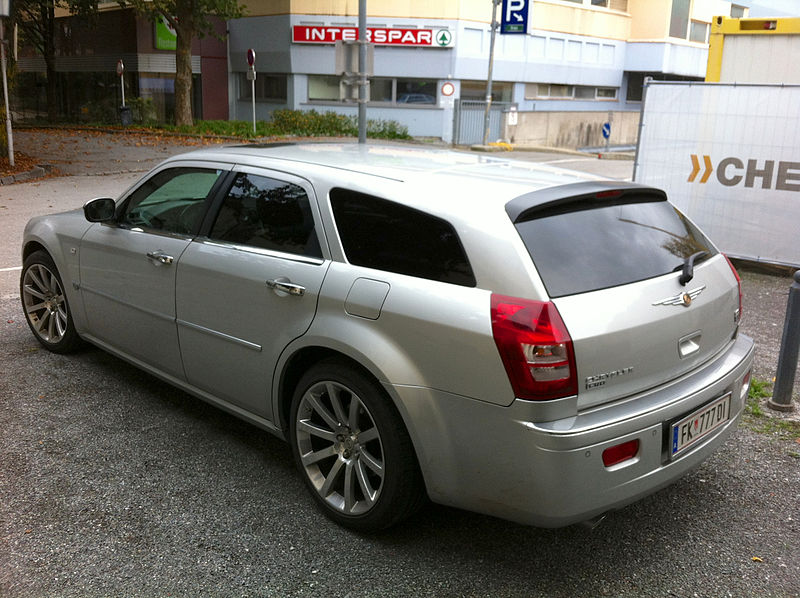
20, 250, 83, 354
289, 358, 425, 532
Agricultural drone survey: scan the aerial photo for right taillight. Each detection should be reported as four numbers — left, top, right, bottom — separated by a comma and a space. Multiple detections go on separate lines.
724, 254, 742, 323
491, 294, 578, 401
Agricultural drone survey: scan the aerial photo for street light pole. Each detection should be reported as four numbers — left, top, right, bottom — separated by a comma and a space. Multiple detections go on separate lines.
358, 0, 367, 144
482, 0, 500, 146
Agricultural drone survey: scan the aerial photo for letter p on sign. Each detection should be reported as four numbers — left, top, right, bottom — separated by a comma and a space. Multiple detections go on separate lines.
506, 0, 525, 21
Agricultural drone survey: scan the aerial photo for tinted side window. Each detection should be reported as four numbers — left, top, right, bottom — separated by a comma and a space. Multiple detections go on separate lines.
209, 173, 322, 258
330, 188, 476, 287
120, 167, 222, 235
514, 199, 716, 298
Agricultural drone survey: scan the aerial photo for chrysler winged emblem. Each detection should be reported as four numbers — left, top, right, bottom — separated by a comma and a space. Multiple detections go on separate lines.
652, 285, 706, 308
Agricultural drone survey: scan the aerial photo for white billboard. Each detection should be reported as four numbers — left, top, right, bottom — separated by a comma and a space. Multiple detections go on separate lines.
634, 82, 800, 267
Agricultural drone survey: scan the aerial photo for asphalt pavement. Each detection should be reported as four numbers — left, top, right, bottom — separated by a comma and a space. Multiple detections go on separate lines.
0, 129, 798, 597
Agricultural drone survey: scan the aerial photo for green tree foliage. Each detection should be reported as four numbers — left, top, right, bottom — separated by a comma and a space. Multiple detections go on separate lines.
119, 0, 244, 127
14, 0, 98, 122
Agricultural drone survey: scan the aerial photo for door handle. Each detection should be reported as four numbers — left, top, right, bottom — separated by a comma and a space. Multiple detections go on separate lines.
146, 251, 174, 265
266, 278, 306, 297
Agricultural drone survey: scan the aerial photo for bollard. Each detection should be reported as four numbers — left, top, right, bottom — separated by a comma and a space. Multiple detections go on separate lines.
768, 270, 800, 412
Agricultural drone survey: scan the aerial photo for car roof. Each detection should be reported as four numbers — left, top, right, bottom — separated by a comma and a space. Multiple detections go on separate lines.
166, 142, 601, 205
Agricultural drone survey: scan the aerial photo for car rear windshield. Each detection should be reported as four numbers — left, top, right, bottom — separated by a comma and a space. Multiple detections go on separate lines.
514, 197, 716, 298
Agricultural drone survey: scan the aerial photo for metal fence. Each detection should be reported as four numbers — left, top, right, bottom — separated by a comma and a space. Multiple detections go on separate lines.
453, 100, 511, 145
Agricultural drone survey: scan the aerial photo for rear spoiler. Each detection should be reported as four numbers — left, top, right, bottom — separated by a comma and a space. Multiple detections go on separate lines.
506, 181, 668, 223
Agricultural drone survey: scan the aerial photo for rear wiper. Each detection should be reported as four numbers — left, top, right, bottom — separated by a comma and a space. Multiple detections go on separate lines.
675, 251, 709, 286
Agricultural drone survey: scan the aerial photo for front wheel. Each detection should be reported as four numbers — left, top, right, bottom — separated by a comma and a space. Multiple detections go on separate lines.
20, 251, 83, 354
289, 359, 425, 532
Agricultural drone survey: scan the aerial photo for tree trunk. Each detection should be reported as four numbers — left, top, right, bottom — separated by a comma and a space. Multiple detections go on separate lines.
174, 20, 194, 127
43, 2, 58, 122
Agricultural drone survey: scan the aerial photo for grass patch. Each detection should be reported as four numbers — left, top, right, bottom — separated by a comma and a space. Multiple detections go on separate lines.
741, 378, 800, 441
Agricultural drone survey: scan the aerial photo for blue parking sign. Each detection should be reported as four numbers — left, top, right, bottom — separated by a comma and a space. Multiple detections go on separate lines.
501, 0, 529, 34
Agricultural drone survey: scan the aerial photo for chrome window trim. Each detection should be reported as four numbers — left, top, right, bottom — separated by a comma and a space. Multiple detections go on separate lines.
193, 238, 327, 266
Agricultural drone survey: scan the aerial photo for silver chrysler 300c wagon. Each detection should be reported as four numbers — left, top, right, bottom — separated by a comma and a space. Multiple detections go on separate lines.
20, 144, 754, 532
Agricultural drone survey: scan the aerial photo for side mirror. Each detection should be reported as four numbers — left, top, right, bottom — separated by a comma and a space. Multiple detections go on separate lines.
84, 197, 116, 222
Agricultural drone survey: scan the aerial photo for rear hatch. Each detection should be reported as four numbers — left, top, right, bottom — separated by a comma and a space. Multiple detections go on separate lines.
509, 183, 741, 410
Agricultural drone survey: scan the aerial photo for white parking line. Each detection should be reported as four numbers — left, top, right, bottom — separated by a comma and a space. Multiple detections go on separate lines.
0, 266, 22, 272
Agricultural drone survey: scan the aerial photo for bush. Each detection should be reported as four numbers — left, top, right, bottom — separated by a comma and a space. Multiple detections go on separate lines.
127, 97, 158, 126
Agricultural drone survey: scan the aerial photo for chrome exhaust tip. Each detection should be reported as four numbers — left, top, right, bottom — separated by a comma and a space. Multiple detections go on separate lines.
580, 513, 608, 530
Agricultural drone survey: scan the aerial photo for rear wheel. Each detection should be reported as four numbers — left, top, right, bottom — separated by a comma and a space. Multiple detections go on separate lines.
289, 359, 425, 532
20, 251, 82, 353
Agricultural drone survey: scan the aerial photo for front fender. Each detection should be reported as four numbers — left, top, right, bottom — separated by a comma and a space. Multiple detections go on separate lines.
22, 211, 94, 334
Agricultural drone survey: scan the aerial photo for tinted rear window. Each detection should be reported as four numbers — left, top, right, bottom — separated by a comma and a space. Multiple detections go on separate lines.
515, 199, 715, 297
330, 188, 476, 287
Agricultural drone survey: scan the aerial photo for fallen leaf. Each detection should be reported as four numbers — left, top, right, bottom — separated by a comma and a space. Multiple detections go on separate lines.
752, 557, 763, 562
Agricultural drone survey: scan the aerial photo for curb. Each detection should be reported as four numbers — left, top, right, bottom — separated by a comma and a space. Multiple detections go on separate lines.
0, 164, 50, 185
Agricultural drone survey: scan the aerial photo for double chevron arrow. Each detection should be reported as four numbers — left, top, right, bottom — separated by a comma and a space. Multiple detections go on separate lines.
688, 154, 713, 183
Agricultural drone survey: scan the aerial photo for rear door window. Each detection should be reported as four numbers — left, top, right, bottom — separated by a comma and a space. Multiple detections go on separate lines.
209, 172, 322, 258
330, 188, 476, 287
514, 198, 715, 297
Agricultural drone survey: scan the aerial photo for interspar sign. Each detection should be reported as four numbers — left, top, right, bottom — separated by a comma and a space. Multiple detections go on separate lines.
635, 83, 800, 266
292, 26, 455, 47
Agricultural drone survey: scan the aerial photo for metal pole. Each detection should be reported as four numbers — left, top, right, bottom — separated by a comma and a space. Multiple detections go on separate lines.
1, 19, 14, 168
358, 0, 367, 144
251, 78, 256, 134
632, 76, 652, 182
482, 0, 499, 146
121, 73, 125, 107
768, 270, 800, 412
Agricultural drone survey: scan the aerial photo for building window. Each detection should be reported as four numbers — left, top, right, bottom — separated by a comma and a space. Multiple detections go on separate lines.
308, 76, 437, 104
731, 4, 746, 18
238, 73, 288, 102
308, 75, 341, 101
461, 81, 513, 102
558, 0, 628, 8
396, 79, 436, 104
371, 78, 393, 102
669, 0, 691, 39
526, 83, 618, 100
689, 20, 709, 43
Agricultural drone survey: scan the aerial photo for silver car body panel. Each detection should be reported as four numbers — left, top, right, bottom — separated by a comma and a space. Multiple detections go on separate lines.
21, 143, 755, 527
554, 255, 741, 410
389, 333, 753, 527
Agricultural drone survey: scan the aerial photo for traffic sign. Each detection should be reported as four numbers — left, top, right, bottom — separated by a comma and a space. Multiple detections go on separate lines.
116, 60, 124, 76
441, 82, 455, 97
602, 122, 611, 139
501, 0, 529, 35
247, 48, 256, 67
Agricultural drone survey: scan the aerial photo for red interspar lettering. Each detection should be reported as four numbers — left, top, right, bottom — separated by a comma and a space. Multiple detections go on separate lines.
292, 25, 441, 46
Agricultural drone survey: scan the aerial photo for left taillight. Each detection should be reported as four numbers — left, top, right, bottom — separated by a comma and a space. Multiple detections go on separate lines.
724, 254, 743, 324
491, 294, 578, 401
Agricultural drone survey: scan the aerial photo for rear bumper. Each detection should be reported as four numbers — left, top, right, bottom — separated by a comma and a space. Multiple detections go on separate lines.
392, 333, 755, 527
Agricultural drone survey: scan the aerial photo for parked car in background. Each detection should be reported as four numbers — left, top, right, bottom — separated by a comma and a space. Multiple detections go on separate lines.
20, 143, 754, 532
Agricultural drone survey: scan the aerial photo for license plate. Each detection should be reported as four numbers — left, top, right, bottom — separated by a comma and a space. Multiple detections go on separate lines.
671, 393, 732, 458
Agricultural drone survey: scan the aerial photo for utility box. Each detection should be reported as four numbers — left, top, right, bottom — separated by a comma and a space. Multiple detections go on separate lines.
119, 105, 132, 126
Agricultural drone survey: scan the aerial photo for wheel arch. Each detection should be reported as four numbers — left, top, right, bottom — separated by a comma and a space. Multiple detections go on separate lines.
22, 240, 49, 263
274, 340, 430, 493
